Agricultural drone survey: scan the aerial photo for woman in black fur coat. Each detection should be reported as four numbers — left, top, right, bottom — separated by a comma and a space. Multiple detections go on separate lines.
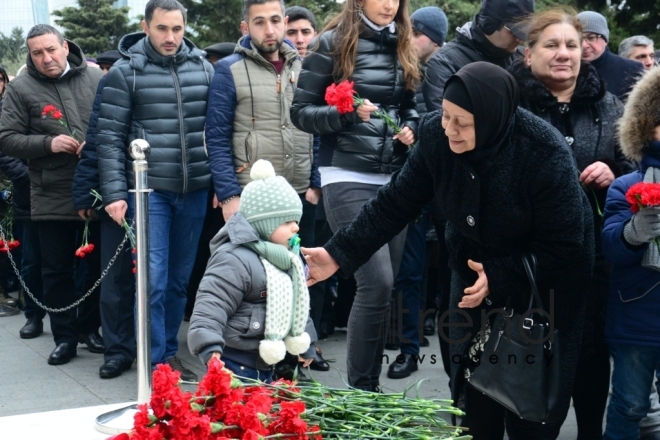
304, 62, 594, 439
508, 10, 635, 438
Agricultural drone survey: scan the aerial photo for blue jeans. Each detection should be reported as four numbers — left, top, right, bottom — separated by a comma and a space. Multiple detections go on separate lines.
393, 212, 430, 355
605, 343, 660, 440
222, 357, 273, 383
128, 189, 207, 366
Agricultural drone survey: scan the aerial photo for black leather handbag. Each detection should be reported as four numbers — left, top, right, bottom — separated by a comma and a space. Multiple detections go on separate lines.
467, 253, 565, 423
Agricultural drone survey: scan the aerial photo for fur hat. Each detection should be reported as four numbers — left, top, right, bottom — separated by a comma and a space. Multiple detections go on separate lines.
618, 67, 660, 162
240, 160, 303, 241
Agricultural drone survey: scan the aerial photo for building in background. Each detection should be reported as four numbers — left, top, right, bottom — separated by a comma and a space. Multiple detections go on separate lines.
0, 0, 50, 36
0, 0, 147, 36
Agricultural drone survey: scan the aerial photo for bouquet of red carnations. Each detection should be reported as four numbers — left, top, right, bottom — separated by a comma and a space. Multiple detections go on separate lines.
625, 182, 660, 249
108, 358, 470, 440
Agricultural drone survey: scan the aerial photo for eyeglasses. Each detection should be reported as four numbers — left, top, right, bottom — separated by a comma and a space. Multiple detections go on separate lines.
583, 34, 602, 44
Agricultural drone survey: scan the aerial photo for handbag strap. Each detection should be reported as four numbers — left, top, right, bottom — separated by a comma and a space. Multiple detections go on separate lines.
521, 253, 547, 322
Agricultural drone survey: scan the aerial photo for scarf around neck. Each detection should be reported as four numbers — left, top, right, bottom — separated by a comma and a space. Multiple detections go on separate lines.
243, 239, 311, 365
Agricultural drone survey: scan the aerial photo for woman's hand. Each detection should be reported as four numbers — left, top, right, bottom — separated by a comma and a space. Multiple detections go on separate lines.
580, 161, 615, 189
302, 246, 340, 286
459, 259, 490, 308
393, 126, 415, 146
356, 99, 378, 122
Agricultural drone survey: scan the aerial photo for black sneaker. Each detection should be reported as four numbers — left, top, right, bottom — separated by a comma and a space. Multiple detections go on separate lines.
166, 357, 198, 382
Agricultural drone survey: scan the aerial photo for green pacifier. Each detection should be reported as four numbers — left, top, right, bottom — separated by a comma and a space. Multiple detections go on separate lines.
288, 234, 301, 255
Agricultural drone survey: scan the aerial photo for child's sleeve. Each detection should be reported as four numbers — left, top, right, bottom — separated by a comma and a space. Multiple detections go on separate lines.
187, 249, 251, 365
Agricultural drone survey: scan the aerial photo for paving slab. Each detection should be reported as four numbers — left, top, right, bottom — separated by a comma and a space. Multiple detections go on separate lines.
0, 299, 581, 438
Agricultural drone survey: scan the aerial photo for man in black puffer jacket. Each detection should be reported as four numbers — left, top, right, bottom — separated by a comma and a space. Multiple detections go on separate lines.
96, 0, 214, 381
423, 0, 533, 111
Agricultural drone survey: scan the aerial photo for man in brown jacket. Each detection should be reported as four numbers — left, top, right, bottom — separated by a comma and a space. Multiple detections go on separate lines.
0, 24, 104, 365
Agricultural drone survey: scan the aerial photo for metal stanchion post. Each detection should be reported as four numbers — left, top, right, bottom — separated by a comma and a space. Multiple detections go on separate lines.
95, 139, 152, 435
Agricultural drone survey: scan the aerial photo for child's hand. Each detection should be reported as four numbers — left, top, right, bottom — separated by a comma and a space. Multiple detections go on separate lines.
298, 355, 313, 368
208, 352, 221, 365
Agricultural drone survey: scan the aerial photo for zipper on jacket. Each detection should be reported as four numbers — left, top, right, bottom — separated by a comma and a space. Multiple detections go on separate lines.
277, 74, 281, 93
170, 64, 188, 193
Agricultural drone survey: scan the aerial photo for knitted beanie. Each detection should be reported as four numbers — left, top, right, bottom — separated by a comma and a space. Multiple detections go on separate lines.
411, 7, 449, 47
577, 11, 609, 42
240, 160, 303, 241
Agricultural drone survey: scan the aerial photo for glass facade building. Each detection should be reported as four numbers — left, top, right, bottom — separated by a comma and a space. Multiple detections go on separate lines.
0, 0, 148, 37
0, 0, 50, 36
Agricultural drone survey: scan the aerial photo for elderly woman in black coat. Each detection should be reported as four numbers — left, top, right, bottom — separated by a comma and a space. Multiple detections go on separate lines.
304, 62, 595, 439
507, 9, 634, 437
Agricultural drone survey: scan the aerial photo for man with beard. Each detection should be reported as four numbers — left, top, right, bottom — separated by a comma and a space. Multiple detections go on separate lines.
206, 0, 317, 224
205, 0, 318, 379
95, 0, 214, 380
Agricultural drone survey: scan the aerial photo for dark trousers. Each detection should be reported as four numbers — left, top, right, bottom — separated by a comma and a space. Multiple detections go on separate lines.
185, 189, 225, 319
392, 213, 429, 355
37, 220, 100, 345
309, 203, 332, 332
99, 212, 136, 363
21, 219, 45, 320
76, 220, 101, 335
572, 257, 611, 439
323, 182, 407, 390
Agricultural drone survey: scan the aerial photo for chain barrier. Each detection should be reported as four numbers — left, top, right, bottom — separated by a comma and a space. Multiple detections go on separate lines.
0, 223, 134, 313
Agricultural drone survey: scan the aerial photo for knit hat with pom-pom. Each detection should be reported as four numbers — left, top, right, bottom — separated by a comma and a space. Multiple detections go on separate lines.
240, 160, 303, 241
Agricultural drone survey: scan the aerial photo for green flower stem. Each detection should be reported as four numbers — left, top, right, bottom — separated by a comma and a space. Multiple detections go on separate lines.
353, 96, 402, 134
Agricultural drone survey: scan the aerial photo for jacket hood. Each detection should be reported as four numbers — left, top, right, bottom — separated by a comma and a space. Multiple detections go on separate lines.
209, 212, 260, 254
619, 66, 660, 162
235, 35, 299, 64
118, 32, 205, 70
509, 59, 606, 108
26, 39, 87, 81
455, 22, 472, 39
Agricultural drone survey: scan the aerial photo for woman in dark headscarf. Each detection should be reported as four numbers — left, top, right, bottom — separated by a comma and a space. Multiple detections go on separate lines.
304, 62, 595, 439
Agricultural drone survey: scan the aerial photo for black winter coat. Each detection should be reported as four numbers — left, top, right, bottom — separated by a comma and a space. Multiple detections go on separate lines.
590, 48, 644, 101
96, 33, 215, 205
291, 27, 418, 175
509, 59, 634, 251
423, 22, 522, 112
325, 109, 594, 415
72, 75, 106, 210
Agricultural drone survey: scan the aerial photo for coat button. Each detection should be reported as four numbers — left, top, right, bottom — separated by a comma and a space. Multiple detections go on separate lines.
281, 125, 286, 130
284, 154, 290, 159
467, 216, 475, 226
252, 322, 260, 329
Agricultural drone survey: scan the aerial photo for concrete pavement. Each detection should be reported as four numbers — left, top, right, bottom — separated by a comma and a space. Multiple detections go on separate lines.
0, 293, 579, 438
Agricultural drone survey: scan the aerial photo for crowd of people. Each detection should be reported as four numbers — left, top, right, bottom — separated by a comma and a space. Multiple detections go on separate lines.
0, 0, 659, 438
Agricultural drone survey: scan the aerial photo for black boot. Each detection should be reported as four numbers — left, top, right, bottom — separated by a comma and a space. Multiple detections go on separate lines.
387, 354, 419, 379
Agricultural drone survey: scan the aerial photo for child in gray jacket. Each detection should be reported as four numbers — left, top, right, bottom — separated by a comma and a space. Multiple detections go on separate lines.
188, 160, 316, 381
